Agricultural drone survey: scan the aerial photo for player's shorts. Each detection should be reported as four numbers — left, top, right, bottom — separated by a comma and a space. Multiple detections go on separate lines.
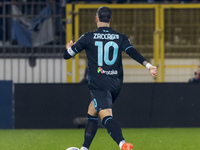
90, 88, 120, 113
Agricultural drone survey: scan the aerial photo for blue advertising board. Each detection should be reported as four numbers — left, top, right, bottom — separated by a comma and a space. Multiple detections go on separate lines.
0, 81, 13, 129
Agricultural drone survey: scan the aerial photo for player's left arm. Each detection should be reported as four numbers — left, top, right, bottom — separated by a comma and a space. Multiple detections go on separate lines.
122, 35, 157, 77
63, 34, 86, 60
143, 60, 158, 77
125, 48, 157, 77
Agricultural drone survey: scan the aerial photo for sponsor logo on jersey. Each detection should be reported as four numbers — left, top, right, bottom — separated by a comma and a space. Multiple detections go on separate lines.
97, 67, 118, 75
93, 33, 119, 40
97, 67, 103, 73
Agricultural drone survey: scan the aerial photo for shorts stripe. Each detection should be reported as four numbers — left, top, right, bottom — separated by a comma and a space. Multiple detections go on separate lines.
93, 98, 97, 112
88, 118, 98, 120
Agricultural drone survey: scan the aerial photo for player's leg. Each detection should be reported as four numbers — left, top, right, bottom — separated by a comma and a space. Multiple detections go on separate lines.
99, 108, 125, 145
97, 87, 133, 150
99, 109, 133, 150
84, 89, 133, 150
80, 101, 98, 150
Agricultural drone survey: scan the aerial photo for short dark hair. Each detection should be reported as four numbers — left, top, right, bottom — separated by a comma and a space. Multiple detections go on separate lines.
97, 6, 112, 23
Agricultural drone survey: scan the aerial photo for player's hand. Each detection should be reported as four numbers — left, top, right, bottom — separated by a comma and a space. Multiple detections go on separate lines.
66, 40, 75, 49
149, 66, 158, 77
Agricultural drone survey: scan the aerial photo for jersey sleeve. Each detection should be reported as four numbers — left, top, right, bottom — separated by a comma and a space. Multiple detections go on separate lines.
122, 35, 146, 65
63, 34, 87, 59
71, 34, 87, 53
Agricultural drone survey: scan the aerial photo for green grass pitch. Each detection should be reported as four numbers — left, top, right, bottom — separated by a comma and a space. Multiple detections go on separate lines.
0, 128, 200, 150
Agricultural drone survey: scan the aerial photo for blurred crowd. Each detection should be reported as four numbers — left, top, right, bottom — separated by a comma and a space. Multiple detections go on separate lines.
65, 0, 199, 4
0, 0, 66, 46
0, 0, 199, 46
1, 0, 199, 4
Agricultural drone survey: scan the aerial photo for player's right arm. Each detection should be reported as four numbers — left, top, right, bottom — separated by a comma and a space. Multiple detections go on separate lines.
63, 40, 75, 59
63, 34, 86, 60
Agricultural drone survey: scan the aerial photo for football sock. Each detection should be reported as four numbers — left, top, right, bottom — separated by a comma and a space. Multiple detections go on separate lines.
82, 114, 98, 149
80, 146, 88, 150
102, 116, 125, 145
119, 140, 126, 149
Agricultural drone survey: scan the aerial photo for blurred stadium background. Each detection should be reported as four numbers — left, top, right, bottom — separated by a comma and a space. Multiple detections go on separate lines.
1, 0, 200, 149
0, 0, 200, 131
1, 0, 200, 83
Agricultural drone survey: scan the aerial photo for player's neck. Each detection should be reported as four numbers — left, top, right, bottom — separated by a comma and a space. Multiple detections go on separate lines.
97, 22, 110, 28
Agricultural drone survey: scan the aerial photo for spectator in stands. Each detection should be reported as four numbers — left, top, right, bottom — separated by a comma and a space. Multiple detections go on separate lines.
192, 0, 199, 3
162, 0, 199, 3
184, 0, 199, 3
172, 0, 180, 3
163, 0, 170, 3
188, 66, 200, 83
66, 0, 114, 3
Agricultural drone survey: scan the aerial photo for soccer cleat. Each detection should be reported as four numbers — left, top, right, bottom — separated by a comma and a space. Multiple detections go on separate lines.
121, 143, 134, 150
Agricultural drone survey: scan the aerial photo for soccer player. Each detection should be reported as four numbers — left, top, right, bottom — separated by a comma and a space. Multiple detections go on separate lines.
63, 6, 157, 150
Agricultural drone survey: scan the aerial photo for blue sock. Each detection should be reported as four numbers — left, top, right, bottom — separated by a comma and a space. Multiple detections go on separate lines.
102, 116, 125, 145
82, 114, 98, 149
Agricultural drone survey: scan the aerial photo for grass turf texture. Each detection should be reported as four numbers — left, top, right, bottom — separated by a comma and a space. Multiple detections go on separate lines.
0, 128, 200, 150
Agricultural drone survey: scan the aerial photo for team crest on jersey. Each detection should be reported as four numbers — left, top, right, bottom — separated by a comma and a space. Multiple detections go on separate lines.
97, 67, 118, 75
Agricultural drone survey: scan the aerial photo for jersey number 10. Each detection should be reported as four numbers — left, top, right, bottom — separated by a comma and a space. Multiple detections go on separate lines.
95, 41, 119, 66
